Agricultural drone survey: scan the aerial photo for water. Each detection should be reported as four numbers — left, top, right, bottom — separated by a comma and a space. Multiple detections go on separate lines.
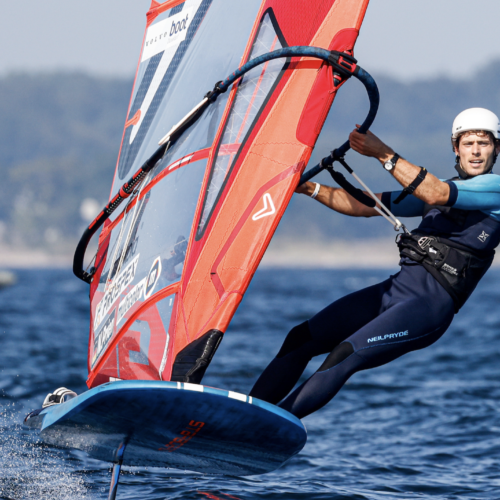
1, 267, 500, 499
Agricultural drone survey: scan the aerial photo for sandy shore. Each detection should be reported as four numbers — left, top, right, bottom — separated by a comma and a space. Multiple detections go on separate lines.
0, 239, 401, 270
0, 246, 73, 268
261, 238, 401, 268
2, 239, 498, 269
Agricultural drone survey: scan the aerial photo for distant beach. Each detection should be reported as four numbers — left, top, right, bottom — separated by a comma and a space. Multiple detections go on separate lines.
262, 238, 401, 268
0, 245, 73, 268
3, 239, 499, 269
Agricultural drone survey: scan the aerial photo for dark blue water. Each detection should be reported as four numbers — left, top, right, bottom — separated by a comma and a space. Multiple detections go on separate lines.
1, 267, 500, 500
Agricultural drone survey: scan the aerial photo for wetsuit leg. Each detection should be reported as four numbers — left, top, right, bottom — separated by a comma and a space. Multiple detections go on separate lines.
279, 269, 455, 418
249, 277, 392, 404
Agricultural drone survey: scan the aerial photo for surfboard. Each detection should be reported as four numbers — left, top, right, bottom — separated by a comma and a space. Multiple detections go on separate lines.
25, 380, 307, 476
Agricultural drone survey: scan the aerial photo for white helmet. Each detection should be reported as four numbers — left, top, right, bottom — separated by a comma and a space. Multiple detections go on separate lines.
452, 108, 500, 140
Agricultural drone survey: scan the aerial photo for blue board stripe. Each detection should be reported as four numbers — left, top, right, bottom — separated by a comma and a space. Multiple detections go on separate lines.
37, 380, 304, 431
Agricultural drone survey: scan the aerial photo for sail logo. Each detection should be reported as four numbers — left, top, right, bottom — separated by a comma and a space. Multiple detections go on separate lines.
116, 278, 147, 325
116, 256, 162, 325
252, 193, 276, 221
94, 254, 140, 330
145, 257, 162, 299
141, 8, 194, 62
92, 311, 115, 367
125, 1, 202, 148
170, 13, 189, 36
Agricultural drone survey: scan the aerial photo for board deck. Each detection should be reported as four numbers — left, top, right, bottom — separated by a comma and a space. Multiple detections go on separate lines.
25, 381, 307, 476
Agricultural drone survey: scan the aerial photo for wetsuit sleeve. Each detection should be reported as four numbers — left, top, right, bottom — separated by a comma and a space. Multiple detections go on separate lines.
381, 191, 425, 217
445, 174, 500, 211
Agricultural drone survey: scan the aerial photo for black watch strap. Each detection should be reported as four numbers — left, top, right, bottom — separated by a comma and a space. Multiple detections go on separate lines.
384, 153, 400, 170
390, 153, 400, 167
393, 167, 428, 205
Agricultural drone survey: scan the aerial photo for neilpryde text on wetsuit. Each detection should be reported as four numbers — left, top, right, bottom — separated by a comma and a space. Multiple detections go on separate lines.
250, 265, 455, 418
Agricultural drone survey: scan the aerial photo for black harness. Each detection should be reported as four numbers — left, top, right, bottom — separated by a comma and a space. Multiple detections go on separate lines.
396, 202, 495, 312
323, 160, 498, 311
397, 230, 494, 312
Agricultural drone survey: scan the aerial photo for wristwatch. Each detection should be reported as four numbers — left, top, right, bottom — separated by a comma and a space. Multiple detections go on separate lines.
383, 153, 400, 172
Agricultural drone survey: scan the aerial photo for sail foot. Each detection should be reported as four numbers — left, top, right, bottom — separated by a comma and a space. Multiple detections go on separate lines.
171, 329, 224, 383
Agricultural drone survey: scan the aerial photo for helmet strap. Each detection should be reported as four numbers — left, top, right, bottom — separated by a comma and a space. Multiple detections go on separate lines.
454, 156, 470, 179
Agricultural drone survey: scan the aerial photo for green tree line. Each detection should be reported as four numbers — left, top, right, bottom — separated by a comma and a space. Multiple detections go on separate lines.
1, 62, 500, 249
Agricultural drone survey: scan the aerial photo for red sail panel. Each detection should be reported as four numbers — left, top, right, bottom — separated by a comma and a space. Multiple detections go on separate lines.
87, 0, 370, 388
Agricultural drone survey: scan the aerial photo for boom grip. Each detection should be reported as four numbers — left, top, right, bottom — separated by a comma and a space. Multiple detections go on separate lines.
328, 169, 376, 208
73, 224, 104, 284
73, 144, 167, 283
220, 46, 334, 92
299, 65, 379, 184
73, 47, 377, 283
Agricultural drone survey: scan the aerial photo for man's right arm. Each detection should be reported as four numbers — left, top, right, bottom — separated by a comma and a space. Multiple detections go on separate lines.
296, 181, 382, 217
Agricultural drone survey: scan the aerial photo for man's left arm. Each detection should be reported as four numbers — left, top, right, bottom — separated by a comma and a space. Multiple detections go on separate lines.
349, 127, 450, 206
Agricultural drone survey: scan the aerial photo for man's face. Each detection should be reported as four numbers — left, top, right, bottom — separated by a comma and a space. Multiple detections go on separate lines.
454, 132, 500, 176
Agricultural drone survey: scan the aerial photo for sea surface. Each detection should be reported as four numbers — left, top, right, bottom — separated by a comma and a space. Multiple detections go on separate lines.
1, 267, 500, 500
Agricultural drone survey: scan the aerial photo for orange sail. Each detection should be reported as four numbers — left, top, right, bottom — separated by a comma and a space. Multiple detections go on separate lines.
85, 0, 370, 388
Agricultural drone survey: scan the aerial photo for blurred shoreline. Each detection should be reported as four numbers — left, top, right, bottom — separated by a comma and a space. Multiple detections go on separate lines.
0, 239, 402, 270
0, 245, 72, 268
0, 240, 399, 269
2, 239, 499, 269
262, 239, 400, 268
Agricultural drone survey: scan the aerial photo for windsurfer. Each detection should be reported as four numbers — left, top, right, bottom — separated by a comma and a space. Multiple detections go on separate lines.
250, 108, 500, 419
163, 235, 188, 281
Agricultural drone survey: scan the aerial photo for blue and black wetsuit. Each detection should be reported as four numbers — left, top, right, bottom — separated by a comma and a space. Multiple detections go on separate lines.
250, 173, 500, 419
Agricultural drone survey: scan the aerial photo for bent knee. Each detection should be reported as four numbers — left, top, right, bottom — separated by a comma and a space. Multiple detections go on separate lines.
277, 321, 312, 358
317, 342, 355, 372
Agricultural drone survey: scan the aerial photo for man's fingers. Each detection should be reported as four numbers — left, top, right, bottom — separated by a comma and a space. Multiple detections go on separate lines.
349, 129, 363, 143
295, 181, 312, 194
354, 123, 376, 138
